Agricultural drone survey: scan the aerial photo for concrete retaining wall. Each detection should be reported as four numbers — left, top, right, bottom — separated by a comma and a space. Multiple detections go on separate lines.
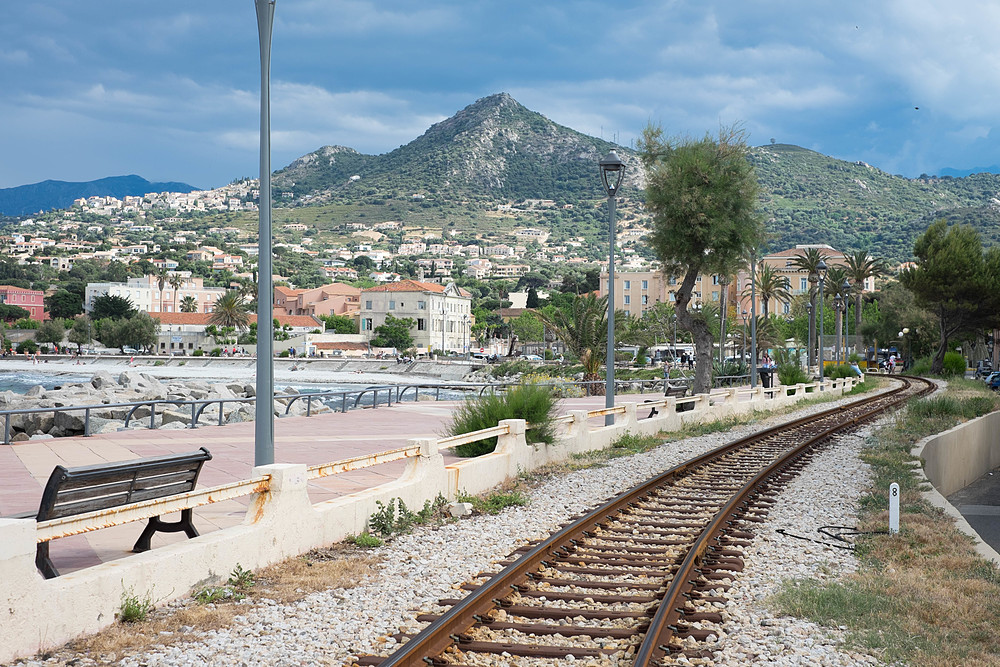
0, 377, 858, 662
916, 410, 1000, 497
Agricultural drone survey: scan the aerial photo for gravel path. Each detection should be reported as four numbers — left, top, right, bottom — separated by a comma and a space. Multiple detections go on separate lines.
17, 389, 894, 667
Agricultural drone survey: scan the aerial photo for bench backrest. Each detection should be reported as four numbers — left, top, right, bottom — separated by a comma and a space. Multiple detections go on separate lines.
34, 447, 212, 521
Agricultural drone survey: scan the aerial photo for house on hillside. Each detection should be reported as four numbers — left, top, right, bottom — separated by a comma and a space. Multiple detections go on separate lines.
360, 280, 472, 354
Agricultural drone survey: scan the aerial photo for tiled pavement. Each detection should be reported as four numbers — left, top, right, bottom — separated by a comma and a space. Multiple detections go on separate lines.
1, 392, 665, 575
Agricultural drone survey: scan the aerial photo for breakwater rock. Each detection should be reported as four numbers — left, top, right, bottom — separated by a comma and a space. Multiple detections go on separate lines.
2, 370, 330, 442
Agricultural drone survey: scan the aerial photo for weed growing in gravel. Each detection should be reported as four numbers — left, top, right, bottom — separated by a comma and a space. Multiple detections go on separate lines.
194, 564, 256, 604
351, 532, 384, 548
367, 494, 450, 537
117, 586, 153, 624
769, 379, 1000, 666
457, 489, 529, 515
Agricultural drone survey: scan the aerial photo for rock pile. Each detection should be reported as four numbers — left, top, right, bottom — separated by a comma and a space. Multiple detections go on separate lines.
2, 371, 330, 442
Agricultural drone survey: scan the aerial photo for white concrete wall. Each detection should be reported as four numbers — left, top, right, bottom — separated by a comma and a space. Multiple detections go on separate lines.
0, 377, 858, 662
915, 410, 1000, 497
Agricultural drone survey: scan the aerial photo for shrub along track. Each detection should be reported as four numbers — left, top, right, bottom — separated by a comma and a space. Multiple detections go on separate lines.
358, 376, 934, 667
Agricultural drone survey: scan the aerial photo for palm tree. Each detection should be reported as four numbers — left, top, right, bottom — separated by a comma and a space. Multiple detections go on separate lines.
747, 264, 791, 317
209, 291, 250, 333
844, 250, 885, 355
169, 274, 182, 313
155, 269, 168, 313
180, 295, 198, 313
537, 293, 609, 395
791, 248, 829, 366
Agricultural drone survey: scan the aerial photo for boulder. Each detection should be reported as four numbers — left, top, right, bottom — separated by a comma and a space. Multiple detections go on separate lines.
160, 409, 192, 426
242, 383, 256, 397
87, 417, 126, 435
53, 410, 87, 435
24, 385, 45, 398
208, 383, 237, 400
10, 432, 29, 442
91, 371, 118, 390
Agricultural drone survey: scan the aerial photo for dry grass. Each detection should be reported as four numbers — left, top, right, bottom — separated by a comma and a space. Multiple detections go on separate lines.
771, 378, 1000, 666
38, 545, 380, 664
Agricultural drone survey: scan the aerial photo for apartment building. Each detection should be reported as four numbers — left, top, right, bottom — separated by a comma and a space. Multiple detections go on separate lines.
273, 283, 362, 318
360, 280, 472, 354
0, 285, 46, 321
85, 274, 227, 315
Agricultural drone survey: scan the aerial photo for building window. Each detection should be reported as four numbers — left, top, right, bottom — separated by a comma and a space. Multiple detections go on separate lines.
642, 295, 648, 305
641, 280, 648, 290
417, 318, 426, 330
712, 291, 719, 301
389, 300, 395, 310
365, 300, 373, 309
800, 278, 807, 291
783, 303, 790, 314
363, 318, 373, 330
624, 280, 631, 290
624, 295, 630, 305
418, 300, 426, 309
712, 275, 719, 285
669, 292, 676, 301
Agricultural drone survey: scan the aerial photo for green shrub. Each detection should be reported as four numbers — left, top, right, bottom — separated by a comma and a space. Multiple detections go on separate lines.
778, 363, 809, 386
210, 347, 222, 357
118, 586, 153, 623
192, 349, 204, 357
352, 532, 384, 548
713, 359, 748, 378
490, 359, 533, 377
826, 364, 857, 380
942, 351, 967, 377
909, 356, 932, 375
449, 384, 558, 457
910, 395, 997, 420
457, 490, 529, 514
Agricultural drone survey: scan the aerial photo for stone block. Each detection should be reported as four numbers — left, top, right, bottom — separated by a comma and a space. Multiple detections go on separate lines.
446, 502, 474, 518
53, 410, 86, 434
160, 409, 192, 426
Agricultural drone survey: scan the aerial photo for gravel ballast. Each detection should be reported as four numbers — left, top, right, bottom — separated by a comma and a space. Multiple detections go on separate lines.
16, 389, 893, 667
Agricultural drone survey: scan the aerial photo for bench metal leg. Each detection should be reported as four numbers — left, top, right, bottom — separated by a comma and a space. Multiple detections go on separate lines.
132, 509, 200, 553
35, 541, 59, 579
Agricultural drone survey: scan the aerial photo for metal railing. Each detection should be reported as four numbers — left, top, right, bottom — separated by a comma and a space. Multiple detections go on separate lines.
1, 376, 755, 445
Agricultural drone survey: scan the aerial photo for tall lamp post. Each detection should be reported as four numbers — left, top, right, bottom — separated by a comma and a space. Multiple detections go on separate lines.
817, 260, 828, 382
841, 279, 851, 362
254, 0, 276, 466
833, 293, 843, 364
599, 150, 625, 426
749, 250, 758, 389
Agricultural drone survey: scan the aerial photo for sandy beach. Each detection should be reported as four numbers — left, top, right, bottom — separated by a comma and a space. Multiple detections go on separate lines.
0, 356, 472, 388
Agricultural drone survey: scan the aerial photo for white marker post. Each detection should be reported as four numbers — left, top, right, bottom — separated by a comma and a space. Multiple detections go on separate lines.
889, 482, 900, 535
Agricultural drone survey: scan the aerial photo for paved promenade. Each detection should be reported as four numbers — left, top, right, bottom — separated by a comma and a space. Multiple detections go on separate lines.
0, 390, 664, 576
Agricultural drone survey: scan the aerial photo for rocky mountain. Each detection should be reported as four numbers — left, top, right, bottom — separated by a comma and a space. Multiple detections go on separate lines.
272, 93, 1000, 260
274, 93, 641, 203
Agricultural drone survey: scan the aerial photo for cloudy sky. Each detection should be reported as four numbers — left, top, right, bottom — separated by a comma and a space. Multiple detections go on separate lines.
2, 1, 999, 190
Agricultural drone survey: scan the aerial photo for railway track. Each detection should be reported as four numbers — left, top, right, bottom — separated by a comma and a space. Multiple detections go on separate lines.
358, 375, 934, 667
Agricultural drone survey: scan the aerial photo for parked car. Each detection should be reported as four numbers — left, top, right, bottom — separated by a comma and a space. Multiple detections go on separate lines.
984, 371, 1000, 386
522, 354, 543, 361
121, 346, 139, 355
988, 372, 1000, 391
975, 361, 993, 379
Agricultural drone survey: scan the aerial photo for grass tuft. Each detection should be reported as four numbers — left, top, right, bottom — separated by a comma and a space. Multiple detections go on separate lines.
448, 384, 559, 457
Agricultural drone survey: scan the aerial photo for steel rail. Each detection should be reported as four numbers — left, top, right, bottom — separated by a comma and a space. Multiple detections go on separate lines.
373, 376, 929, 666
633, 375, 933, 664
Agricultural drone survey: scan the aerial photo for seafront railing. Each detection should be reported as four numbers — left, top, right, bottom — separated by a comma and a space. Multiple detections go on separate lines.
0, 376, 751, 445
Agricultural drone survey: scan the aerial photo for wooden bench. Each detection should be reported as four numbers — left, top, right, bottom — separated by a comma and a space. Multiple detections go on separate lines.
646, 384, 693, 417
13, 447, 212, 578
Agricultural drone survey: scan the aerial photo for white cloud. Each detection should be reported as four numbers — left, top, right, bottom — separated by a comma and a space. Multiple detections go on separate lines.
281, 1, 458, 36
0, 49, 30, 64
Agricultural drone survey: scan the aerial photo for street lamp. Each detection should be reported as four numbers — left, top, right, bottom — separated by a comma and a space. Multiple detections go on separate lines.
463, 313, 470, 362
750, 250, 758, 389
833, 293, 843, 364
899, 327, 910, 370
599, 150, 625, 426
841, 279, 852, 362
817, 260, 828, 382
254, 0, 276, 467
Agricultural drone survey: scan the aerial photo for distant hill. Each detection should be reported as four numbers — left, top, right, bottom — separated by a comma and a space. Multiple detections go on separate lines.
274, 93, 641, 203
0, 175, 198, 216
271, 95, 1000, 262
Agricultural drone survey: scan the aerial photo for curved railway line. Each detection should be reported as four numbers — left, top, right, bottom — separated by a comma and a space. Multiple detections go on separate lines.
358, 375, 935, 667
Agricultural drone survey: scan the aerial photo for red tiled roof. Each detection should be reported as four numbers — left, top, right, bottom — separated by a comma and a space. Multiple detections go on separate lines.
363, 279, 447, 294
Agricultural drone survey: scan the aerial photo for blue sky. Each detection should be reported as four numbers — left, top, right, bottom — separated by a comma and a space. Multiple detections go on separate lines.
3, 1, 999, 190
